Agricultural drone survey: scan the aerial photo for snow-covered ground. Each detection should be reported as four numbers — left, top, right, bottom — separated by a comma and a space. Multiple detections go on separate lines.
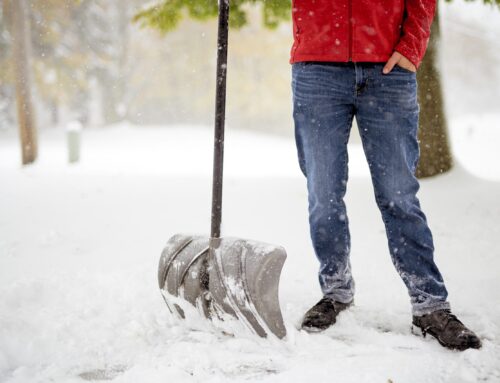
1, 117, 499, 382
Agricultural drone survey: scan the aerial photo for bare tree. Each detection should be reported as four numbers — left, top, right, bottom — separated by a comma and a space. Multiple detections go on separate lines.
416, 8, 453, 178
5, 0, 37, 164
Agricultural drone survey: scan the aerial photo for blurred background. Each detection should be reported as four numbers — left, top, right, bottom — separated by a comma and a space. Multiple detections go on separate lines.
0, 0, 499, 151
0, 0, 295, 133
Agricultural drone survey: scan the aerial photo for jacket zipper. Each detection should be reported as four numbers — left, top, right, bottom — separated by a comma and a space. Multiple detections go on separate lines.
348, 0, 353, 61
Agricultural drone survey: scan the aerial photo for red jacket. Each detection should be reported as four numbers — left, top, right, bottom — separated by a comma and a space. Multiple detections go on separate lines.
290, 0, 436, 69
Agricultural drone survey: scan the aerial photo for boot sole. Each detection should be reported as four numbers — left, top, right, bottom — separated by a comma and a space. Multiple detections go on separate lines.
300, 324, 332, 333
411, 325, 481, 351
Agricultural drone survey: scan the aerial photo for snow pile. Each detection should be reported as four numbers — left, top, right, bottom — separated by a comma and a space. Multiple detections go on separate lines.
450, 113, 500, 181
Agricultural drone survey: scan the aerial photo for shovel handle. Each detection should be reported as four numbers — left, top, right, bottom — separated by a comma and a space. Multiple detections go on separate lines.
211, 0, 229, 239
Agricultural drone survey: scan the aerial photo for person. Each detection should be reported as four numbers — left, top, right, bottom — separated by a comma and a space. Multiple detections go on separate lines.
290, 0, 481, 351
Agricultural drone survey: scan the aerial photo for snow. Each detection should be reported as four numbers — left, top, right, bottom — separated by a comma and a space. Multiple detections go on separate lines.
450, 114, 500, 181
66, 121, 83, 133
1, 117, 500, 383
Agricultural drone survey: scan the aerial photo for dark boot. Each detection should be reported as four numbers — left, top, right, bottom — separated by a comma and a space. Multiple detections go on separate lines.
412, 309, 482, 351
301, 297, 352, 332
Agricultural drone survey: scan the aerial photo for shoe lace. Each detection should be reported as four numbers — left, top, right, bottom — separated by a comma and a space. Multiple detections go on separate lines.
421, 309, 463, 337
316, 297, 334, 309
310, 297, 335, 314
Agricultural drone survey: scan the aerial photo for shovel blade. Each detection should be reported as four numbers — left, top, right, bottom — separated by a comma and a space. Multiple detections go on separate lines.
158, 234, 287, 339
209, 237, 287, 339
158, 234, 210, 318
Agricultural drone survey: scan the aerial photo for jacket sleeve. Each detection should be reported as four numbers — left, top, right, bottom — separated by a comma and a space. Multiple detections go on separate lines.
394, 0, 437, 69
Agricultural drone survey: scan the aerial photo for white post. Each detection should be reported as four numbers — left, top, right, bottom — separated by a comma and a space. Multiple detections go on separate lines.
66, 121, 82, 163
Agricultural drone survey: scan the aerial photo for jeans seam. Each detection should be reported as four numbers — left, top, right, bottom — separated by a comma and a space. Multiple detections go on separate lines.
341, 110, 353, 257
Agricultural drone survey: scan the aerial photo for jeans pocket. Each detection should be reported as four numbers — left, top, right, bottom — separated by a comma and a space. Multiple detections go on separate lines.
393, 63, 416, 74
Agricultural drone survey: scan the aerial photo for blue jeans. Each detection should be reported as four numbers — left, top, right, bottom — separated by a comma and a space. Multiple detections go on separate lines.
291, 61, 450, 316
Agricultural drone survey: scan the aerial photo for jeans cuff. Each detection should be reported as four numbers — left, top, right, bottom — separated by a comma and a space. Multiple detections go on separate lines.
324, 292, 354, 305
412, 301, 451, 317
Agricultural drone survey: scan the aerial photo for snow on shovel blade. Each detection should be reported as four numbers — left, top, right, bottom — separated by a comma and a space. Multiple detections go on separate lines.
158, 234, 287, 339
208, 237, 287, 339
158, 234, 210, 319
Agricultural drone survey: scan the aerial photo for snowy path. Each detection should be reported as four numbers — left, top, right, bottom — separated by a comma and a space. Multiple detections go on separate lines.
1, 126, 499, 382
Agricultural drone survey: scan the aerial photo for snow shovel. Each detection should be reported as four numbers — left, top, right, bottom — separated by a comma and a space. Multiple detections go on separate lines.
157, 0, 287, 339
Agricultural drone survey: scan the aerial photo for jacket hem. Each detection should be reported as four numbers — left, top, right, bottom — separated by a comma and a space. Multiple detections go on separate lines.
290, 52, 392, 65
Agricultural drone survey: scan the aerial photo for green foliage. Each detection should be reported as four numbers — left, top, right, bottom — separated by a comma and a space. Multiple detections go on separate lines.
133, 0, 291, 33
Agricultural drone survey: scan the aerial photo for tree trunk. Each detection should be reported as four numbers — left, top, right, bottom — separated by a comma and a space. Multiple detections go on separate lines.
416, 7, 452, 178
8, 0, 38, 165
